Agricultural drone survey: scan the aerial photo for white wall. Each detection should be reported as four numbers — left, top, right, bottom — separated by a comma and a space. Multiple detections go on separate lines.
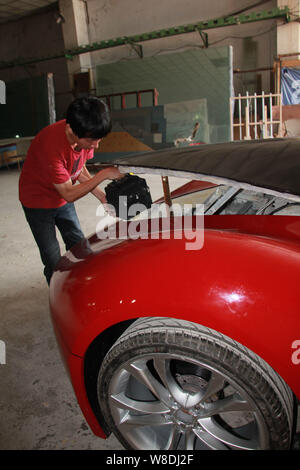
87, 0, 271, 39
85, 0, 278, 94
277, 0, 300, 55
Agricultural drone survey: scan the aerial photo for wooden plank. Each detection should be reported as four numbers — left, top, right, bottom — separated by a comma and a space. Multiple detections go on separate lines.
280, 59, 300, 68
273, 104, 300, 120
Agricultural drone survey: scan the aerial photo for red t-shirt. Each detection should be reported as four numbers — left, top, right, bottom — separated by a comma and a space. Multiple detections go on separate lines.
19, 120, 94, 208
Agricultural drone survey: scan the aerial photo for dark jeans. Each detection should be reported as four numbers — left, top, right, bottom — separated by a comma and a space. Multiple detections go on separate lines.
22, 202, 84, 285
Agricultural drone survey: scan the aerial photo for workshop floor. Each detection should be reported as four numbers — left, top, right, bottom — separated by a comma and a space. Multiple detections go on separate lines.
0, 166, 299, 450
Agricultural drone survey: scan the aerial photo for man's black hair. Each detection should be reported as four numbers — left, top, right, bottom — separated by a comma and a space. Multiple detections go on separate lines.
66, 96, 112, 139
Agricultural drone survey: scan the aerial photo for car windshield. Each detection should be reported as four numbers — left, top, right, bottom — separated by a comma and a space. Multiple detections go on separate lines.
171, 184, 300, 216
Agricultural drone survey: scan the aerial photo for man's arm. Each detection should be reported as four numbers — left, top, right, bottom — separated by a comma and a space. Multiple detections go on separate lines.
54, 166, 121, 203
77, 165, 107, 203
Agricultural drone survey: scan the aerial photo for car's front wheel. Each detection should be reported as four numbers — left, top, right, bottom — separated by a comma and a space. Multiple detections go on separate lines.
97, 318, 294, 450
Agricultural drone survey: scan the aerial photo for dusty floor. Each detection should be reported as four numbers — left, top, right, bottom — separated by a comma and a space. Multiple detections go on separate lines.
0, 166, 299, 450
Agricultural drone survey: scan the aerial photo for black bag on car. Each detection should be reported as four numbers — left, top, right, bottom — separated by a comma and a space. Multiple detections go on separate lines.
105, 173, 152, 219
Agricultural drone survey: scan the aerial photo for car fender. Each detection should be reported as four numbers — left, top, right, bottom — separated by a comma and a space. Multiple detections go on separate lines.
50, 225, 300, 400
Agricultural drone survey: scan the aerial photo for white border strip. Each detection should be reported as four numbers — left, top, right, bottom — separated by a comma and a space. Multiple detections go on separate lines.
118, 165, 300, 203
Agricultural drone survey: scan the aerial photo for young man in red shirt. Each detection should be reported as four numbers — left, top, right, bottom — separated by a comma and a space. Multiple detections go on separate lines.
19, 96, 121, 285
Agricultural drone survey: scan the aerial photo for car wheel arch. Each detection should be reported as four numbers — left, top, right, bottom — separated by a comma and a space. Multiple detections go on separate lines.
83, 318, 137, 436
96, 317, 296, 449
82, 315, 299, 439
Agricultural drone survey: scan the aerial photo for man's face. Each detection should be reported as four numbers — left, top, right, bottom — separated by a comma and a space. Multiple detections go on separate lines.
65, 124, 102, 150
75, 136, 102, 150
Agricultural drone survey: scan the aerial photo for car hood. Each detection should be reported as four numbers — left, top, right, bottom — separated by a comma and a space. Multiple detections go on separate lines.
96, 138, 300, 202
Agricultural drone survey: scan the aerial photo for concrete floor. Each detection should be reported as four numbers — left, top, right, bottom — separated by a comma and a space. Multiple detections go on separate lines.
0, 167, 121, 450
0, 166, 299, 450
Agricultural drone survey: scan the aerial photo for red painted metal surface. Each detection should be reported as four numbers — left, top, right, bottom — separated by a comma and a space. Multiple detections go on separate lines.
49, 214, 300, 437
156, 180, 216, 202
98, 88, 159, 109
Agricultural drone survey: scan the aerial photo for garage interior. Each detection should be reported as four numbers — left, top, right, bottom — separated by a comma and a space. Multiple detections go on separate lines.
0, 0, 300, 450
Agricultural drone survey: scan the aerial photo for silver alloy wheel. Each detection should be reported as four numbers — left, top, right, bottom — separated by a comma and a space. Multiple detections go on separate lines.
97, 318, 294, 450
107, 353, 267, 450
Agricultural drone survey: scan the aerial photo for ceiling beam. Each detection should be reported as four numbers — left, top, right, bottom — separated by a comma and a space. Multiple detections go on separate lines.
0, 6, 290, 70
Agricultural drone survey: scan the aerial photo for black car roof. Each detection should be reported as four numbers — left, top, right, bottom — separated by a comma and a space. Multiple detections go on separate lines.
108, 138, 300, 202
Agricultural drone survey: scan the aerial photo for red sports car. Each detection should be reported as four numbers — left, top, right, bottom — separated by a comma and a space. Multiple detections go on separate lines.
49, 139, 300, 450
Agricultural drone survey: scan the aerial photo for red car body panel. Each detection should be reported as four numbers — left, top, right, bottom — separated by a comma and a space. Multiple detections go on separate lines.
51, 322, 107, 437
156, 180, 217, 201
49, 213, 300, 438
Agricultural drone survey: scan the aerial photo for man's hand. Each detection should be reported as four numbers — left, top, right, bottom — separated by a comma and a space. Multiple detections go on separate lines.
104, 166, 123, 180
54, 166, 123, 203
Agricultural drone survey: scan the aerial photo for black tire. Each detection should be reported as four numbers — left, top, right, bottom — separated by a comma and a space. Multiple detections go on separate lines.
97, 317, 294, 450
